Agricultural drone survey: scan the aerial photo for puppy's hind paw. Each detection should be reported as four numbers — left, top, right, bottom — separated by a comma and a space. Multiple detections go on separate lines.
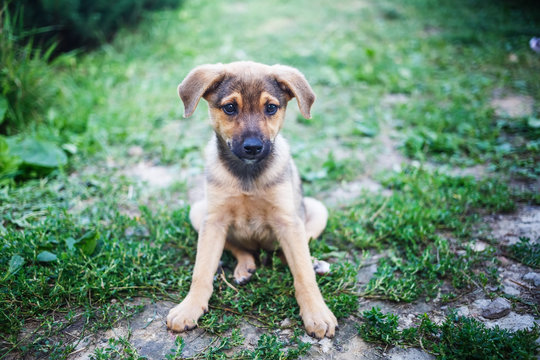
233, 260, 256, 285
313, 259, 331, 275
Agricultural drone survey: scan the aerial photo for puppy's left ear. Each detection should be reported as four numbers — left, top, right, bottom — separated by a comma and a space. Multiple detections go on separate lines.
272, 65, 316, 119
178, 64, 225, 118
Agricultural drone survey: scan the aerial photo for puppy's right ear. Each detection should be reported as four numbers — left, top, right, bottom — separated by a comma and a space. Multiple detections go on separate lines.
178, 64, 225, 118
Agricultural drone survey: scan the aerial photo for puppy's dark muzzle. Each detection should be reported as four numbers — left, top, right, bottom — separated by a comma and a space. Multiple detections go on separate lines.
232, 137, 270, 163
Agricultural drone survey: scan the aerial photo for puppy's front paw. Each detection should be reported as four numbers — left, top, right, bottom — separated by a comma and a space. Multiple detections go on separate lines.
301, 302, 338, 339
167, 298, 207, 332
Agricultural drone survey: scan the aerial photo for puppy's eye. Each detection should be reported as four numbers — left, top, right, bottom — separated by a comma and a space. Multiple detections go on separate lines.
222, 103, 237, 115
265, 104, 278, 115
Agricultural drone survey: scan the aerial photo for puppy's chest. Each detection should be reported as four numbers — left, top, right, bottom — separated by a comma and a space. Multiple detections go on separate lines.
225, 196, 278, 250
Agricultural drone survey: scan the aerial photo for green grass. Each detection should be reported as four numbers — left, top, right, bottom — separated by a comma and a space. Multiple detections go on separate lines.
506, 237, 540, 269
325, 167, 514, 302
358, 307, 539, 359
0, 0, 539, 358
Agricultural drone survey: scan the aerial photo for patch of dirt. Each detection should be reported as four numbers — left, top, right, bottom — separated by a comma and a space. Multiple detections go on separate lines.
68, 300, 218, 360
304, 319, 382, 359
482, 205, 540, 246
370, 123, 408, 175
323, 177, 391, 207
257, 17, 295, 35
491, 94, 534, 118
434, 205, 540, 335
126, 162, 177, 189
382, 93, 409, 106
440, 164, 488, 180
422, 25, 442, 37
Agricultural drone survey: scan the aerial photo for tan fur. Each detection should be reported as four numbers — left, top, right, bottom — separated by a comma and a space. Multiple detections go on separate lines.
167, 61, 337, 339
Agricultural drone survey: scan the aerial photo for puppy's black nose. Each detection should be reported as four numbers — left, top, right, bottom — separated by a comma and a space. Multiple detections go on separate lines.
243, 137, 263, 156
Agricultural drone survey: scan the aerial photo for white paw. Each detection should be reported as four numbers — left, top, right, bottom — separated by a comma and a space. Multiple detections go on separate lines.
313, 259, 331, 275
166, 298, 207, 332
301, 302, 338, 339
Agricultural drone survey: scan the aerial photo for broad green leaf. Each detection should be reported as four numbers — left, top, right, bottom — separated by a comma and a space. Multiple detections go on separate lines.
77, 230, 99, 256
0, 96, 7, 125
8, 255, 24, 275
0, 136, 22, 182
37, 251, 57, 262
8, 137, 67, 168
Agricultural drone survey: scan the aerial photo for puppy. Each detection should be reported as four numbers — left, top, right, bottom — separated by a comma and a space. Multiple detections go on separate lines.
166, 61, 337, 339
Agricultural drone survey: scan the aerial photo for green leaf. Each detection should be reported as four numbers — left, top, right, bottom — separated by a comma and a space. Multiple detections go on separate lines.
354, 123, 378, 137
7, 137, 67, 168
527, 117, 540, 129
0, 96, 7, 125
65, 237, 77, 251
0, 136, 22, 183
77, 230, 99, 256
37, 251, 57, 262
7, 255, 24, 276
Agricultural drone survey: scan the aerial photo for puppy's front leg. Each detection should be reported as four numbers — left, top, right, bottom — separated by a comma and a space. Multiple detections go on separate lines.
275, 217, 338, 339
167, 218, 227, 332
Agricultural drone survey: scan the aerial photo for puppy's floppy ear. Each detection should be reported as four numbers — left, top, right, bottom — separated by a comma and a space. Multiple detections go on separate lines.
178, 64, 225, 118
272, 65, 316, 119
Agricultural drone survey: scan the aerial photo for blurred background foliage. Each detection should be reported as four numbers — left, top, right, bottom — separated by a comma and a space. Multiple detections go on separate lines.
0, 0, 181, 182
0, 0, 538, 185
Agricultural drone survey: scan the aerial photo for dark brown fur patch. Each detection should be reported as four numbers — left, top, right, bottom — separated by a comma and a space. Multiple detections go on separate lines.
215, 134, 275, 191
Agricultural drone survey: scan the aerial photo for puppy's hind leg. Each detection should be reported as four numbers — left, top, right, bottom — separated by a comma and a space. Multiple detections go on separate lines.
189, 200, 206, 232
225, 242, 257, 285
303, 197, 328, 240
303, 197, 331, 275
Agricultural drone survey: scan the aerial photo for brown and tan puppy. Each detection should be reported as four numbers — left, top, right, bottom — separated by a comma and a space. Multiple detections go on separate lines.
166, 61, 337, 339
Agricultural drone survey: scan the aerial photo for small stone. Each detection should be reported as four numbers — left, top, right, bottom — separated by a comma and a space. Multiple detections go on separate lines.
472, 299, 491, 309
481, 297, 511, 320
280, 329, 292, 336
318, 338, 332, 353
502, 284, 520, 296
485, 312, 537, 332
299, 334, 318, 344
280, 318, 292, 328
387, 346, 435, 360
523, 272, 540, 287
357, 263, 377, 284
456, 306, 469, 317
471, 241, 487, 252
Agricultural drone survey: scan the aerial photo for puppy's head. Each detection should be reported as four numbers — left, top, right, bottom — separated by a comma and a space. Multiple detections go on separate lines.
178, 61, 315, 164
